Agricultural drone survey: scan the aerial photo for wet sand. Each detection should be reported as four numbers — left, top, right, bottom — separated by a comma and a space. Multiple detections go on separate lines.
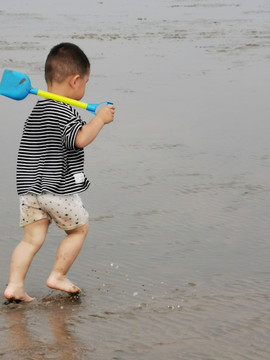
1, 0, 270, 359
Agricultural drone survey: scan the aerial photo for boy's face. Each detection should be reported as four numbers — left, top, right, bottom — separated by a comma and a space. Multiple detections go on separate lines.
73, 69, 90, 100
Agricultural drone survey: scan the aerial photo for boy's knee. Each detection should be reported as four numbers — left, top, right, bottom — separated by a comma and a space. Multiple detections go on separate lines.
80, 222, 89, 235
66, 222, 89, 236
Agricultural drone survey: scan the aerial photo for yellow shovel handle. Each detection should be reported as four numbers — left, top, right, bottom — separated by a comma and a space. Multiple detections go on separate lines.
35, 89, 88, 110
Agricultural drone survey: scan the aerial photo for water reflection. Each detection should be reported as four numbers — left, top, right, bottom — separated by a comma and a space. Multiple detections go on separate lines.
2, 294, 90, 360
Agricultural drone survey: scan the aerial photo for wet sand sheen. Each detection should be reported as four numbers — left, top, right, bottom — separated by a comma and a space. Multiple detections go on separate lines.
1, 0, 270, 359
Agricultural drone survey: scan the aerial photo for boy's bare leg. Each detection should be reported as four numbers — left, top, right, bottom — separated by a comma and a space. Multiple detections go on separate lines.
46, 223, 88, 293
4, 219, 50, 302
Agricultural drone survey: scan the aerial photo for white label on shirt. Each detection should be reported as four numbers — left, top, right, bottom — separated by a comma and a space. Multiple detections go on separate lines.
74, 172, 85, 184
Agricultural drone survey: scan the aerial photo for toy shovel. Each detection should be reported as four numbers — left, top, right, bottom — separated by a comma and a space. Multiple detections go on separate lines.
0, 69, 113, 114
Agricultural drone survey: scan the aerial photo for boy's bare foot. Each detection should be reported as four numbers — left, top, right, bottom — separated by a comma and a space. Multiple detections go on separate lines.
4, 283, 35, 302
46, 275, 81, 294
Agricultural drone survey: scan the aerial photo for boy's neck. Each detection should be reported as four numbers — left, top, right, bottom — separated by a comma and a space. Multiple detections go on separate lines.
47, 82, 71, 98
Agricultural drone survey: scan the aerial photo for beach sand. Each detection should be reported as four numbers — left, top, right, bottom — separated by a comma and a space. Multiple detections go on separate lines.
0, 0, 270, 359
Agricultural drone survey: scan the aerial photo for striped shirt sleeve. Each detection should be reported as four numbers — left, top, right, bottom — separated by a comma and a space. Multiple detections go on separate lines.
62, 115, 86, 150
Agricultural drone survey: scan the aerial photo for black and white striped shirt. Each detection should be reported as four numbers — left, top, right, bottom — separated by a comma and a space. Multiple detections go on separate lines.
16, 99, 90, 195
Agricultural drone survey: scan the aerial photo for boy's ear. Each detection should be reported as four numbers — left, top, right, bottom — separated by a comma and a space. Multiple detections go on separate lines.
69, 74, 80, 88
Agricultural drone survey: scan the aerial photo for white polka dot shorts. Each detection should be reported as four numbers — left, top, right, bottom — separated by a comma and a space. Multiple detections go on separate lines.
19, 192, 89, 230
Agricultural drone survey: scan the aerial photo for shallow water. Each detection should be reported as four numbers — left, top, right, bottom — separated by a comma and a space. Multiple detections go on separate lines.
1, 0, 270, 359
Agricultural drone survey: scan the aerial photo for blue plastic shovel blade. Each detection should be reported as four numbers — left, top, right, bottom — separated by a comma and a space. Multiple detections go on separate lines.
0, 70, 32, 100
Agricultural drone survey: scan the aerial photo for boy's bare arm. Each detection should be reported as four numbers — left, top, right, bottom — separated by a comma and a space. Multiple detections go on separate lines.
75, 105, 115, 148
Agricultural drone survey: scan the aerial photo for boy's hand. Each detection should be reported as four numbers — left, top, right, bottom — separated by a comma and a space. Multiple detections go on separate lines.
96, 104, 115, 125
75, 104, 115, 148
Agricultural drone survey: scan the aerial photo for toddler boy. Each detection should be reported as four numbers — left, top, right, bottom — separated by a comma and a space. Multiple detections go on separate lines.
4, 43, 114, 302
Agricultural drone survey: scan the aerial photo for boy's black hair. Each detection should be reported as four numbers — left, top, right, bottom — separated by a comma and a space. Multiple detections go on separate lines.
45, 43, 90, 84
